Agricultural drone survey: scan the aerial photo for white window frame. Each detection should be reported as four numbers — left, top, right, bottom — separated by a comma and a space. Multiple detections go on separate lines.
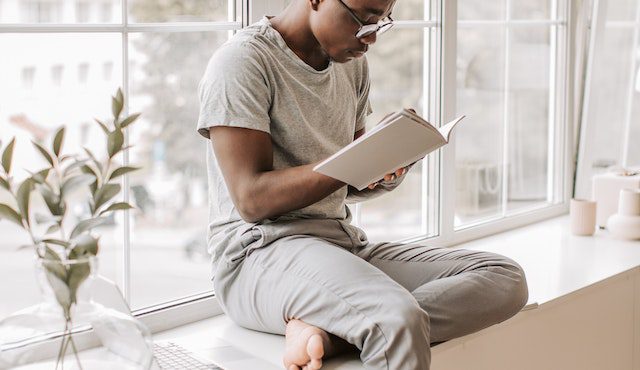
575, 0, 640, 199
0, 0, 574, 336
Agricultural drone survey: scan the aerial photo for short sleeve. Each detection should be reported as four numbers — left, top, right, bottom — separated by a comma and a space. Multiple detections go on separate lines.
355, 57, 373, 132
196, 42, 272, 140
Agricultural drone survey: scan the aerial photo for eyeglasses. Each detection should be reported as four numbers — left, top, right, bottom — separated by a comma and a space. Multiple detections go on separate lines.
335, 0, 394, 39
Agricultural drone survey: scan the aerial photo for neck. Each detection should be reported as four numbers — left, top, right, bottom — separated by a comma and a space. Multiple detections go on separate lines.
269, 2, 330, 71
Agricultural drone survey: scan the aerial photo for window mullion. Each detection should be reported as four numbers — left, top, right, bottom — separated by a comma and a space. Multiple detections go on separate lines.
439, 0, 457, 243
121, 0, 131, 305
500, 0, 511, 217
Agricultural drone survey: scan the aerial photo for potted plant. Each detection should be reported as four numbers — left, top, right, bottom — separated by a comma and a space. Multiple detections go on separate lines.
0, 89, 153, 369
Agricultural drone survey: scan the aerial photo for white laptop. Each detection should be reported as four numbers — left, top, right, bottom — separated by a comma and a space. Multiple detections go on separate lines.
92, 276, 282, 370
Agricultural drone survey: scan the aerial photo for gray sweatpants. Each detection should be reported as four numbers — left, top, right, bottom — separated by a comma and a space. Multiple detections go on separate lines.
213, 218, 528, 370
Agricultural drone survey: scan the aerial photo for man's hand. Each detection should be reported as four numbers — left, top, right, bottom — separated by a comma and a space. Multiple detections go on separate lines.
367, 167, 409, 189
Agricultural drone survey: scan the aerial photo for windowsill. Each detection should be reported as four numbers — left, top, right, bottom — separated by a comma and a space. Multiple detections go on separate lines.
153, 214, 640, 369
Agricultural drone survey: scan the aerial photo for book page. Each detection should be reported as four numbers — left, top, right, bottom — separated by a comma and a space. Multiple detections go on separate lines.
438, 115, 465, 142
314, 114, 447, 190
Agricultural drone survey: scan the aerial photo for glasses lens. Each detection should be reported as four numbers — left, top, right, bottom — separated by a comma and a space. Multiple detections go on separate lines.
377, 22, 393, 35
356, 25, 378, 38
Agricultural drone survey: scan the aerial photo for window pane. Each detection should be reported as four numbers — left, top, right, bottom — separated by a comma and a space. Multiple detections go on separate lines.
506, 26, 551, 212
0, 0, 122, 23
607, 0, 638, 21
128, 31, 228, 310
128, 0, 228, 23
392, 0, 428, 20
359, 27, 426, 242
459, 0, 506, 20
0, 33, 122, 317
456, 26, 506, 225
511, 0, 551, 20
577, 25, 636, 197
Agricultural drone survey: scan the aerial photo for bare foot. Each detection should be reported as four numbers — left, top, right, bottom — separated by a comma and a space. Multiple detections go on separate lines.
283, 319, 331, 370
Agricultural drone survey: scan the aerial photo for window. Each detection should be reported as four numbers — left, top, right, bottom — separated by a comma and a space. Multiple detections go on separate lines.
103, 61, 113, 81
455, 0, 568, 228
576, 0, 640, 198
21, 66, 36, 89
20, 1, 63, 23
101, 1, 112, 22
78, 62, 89, 84
76, 1, 91, 23
0, 0, 570, 325
51, 64, 64, 86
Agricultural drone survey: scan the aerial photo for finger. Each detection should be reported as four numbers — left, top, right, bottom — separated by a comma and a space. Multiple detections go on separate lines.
384, 173, 393, 182
395, 168, 404, 177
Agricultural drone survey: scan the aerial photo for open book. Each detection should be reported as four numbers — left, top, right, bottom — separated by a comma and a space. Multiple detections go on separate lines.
313, 109, 465, 190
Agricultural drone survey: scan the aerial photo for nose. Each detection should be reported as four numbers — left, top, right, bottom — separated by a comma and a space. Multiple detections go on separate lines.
360, 32, 377, 45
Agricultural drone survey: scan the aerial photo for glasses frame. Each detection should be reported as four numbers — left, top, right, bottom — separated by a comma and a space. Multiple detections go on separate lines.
335, 0, 394, 39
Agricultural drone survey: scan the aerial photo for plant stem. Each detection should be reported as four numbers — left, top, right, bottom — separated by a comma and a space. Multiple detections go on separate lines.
55, 319, 69, 370
68, 318, 84, 370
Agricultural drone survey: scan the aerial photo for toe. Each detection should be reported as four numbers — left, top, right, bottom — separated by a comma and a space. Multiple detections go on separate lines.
309, 358, 322, 369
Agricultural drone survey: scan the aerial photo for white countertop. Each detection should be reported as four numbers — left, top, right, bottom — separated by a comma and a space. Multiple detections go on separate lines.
457, 215, 640, 307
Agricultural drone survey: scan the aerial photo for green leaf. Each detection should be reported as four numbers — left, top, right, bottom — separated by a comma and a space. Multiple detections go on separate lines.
107, 166, 140, 181
2, 137, 16, 174
70, 234, 99, 258
70, 217, 110, 239
0, 176, 10, 192
112, 89, 124, 122
107, 128, 124, 158
119, 112, 141, 128
45, 224, 61, 234
44, 269, 71, 316
83, 148, 103, 175
16, 178, 34, 227
17, 244, 38, 251
32, 141, 54, 166
29, 168, 50, 184
52, 127, 65, 157
61, 174, 94, 198
35, 213, 62, 224
42, 238, 71, 248
43, 245, 62, 261
93, 183, 121, 212
94, 118, 110, 135
40, 186, 63, 216
0, 203, 23, 227
99, 202, 134, 216
62, 159, 87, 177
67, 261, 91, 304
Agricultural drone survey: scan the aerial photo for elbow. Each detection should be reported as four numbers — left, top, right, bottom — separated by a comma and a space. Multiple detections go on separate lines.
235, 193, 264, 223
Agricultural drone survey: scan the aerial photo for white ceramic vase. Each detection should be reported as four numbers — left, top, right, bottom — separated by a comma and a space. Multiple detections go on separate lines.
607, 188, 640, 240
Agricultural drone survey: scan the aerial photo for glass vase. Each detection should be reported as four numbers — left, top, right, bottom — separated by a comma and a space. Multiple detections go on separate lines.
0, 255, 154, 369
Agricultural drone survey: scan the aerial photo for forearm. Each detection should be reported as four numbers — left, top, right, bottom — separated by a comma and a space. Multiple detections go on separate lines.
239, 163, 345, 222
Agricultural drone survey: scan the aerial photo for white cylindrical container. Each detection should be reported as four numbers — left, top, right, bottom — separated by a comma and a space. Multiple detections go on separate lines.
570, 198, 597, 236
618, 188, 640, 216
607, 189, 640, 240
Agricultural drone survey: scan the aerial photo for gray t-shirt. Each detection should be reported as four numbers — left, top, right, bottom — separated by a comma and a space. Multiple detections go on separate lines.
196, 17, 372, 265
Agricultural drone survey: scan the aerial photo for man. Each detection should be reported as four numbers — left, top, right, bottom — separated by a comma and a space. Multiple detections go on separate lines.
196, 0, 529, 369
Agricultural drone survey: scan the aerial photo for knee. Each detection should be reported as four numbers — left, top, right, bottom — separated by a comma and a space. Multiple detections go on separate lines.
493, 255, 529, 316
